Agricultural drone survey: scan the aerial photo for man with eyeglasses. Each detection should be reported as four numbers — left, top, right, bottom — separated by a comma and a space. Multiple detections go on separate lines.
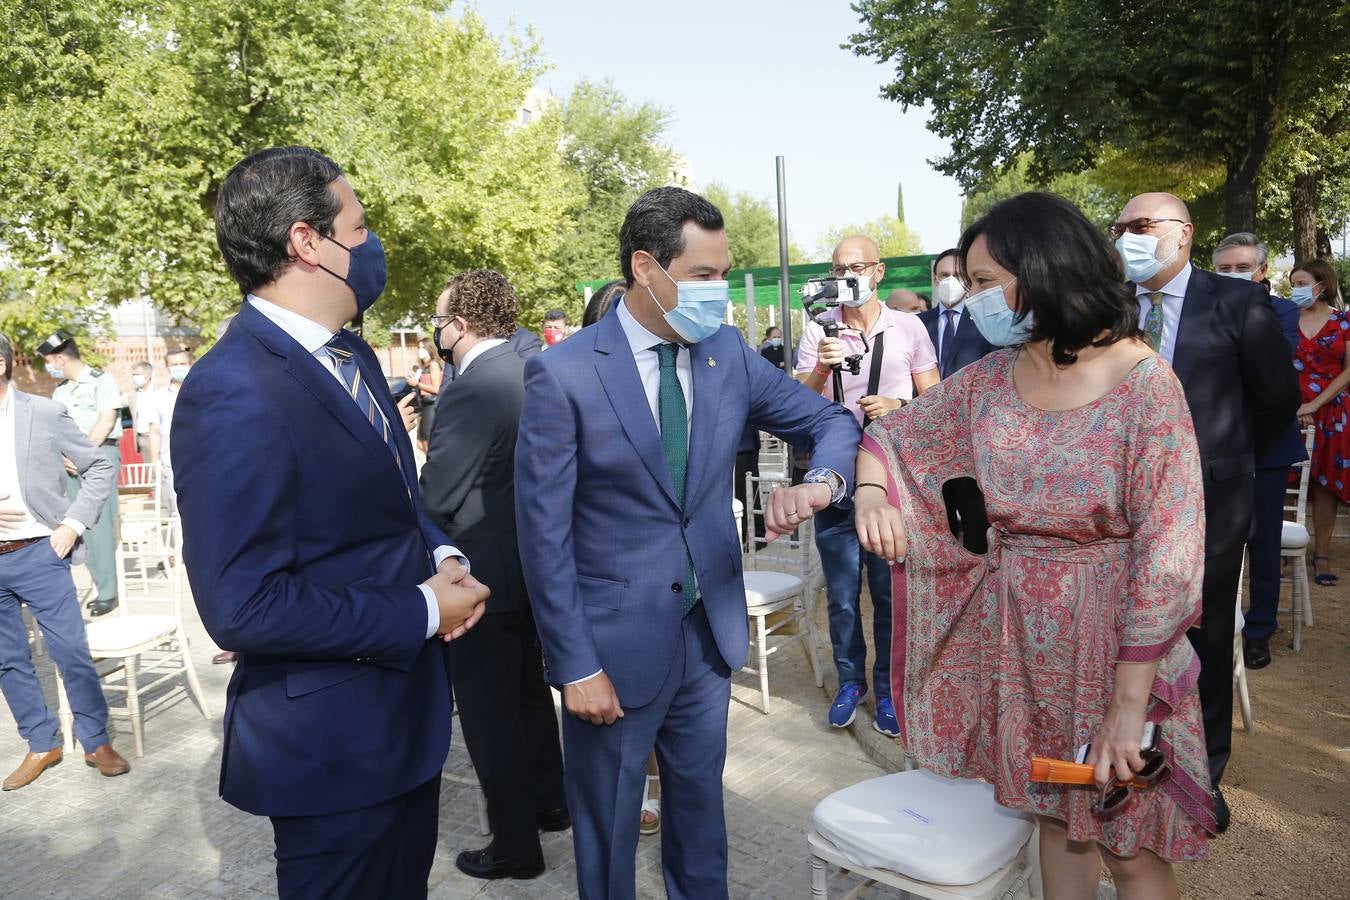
794, 235, 939, 735
1112, 192, 1299, 832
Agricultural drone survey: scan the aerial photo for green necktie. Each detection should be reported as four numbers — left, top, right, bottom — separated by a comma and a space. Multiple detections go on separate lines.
655, 343, 697, 615
1144, 292, 1165, 352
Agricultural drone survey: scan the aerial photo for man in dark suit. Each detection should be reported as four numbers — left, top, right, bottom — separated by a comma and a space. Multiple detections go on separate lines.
173, 146, 489, 899
420, 269, 567, 881
516, 187, 861, 899
917, 248, 997, 379
1212, 232, 1307, 669
1114, 194, 1300, 829
508, 325, 543, 359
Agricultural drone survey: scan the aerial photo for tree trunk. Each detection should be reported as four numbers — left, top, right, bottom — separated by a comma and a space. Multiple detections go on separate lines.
1225, 161, 1259, 234
1292, 170, 1319, 262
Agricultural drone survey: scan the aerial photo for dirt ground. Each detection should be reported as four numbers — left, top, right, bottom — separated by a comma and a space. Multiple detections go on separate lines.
1177, 545, 1350, 898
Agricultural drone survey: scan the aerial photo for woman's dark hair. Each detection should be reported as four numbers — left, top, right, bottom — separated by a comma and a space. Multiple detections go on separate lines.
958, 191, 1139, 366
618, 186, 724, 286
215, 146, 345, 295
583, 280, 626, 327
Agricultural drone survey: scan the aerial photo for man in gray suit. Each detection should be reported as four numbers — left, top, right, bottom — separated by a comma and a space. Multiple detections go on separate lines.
0, 331, 129, 790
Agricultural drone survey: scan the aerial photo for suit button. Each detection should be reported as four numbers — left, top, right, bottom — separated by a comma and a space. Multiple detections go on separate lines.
683, 517, 692, 528
672, 582, 683, 593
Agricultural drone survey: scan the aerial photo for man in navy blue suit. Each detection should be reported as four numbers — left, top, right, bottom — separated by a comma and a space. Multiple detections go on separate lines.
516, 187, 861, 899
173, 146, 489, 899
1212, 232, 1307, 669
917, 248, 996, 379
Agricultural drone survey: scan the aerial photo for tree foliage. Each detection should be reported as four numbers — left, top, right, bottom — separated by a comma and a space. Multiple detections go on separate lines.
818, 214, 922, 260
702, 183, 806, 269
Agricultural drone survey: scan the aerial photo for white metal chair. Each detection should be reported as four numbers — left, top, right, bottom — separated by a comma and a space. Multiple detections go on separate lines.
1279, 427, 1315, 650
808, 769, 1040, 899
739, 472, 824, 713
1233, 587, 1254, 736
757, 433, 790, 481
22, 604, 45, 658
117, 461, 175, 593
58, 519, 211, 757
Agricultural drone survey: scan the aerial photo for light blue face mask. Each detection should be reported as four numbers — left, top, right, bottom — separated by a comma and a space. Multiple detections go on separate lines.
1115, 227, 1180, 284
1291, 284, 1319, 308
1218, 270, 1254, 281
649, 260, 729, 344
965, 279, 1033, 347
45, 364, 65, 380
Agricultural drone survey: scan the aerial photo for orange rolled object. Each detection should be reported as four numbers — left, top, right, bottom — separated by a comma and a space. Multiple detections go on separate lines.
1030, 757, 1152, 789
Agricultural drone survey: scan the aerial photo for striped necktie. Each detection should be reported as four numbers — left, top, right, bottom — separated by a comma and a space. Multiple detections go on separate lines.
1144, 292, 1165, 352
655, 343, 697, 616
323, 334, 408, 494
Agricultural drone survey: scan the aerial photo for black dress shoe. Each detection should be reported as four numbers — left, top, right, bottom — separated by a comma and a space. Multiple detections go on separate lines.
1243, 637, 1271, 670
536, 806, 571, 832
455, 846, 545, 880
1213, 786, 1231, 834
87, 597, 118, 617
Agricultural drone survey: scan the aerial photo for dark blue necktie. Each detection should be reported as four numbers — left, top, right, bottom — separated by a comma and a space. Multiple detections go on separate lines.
655, 343, 697, 615
323, 334, 409, 496
940, 309, 957, 377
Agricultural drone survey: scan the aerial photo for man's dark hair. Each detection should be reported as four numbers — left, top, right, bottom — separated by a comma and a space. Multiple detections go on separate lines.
583, 281, 625, 327
932, 247, 960, 275
544, 308, 568, 323
442, 270, 520, 340
958, 192, 1139, 366
215, 146, 345, 295
619, 187, 724, 286
165, 345, 194, 363
0, 331, 12, 381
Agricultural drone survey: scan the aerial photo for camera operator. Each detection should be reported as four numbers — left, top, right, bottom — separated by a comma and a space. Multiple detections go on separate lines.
794, 235, 939, 736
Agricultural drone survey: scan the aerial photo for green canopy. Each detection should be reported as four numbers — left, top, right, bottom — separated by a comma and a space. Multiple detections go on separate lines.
577, 253, 937, 308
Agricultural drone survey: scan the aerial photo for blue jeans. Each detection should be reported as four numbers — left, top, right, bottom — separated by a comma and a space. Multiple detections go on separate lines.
814, 503, 892, 700
0, 539, 110, 752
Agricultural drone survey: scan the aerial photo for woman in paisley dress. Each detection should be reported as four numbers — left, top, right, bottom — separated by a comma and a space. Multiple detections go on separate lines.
1291, 258, 1350, 586
853, 193, 1214, 899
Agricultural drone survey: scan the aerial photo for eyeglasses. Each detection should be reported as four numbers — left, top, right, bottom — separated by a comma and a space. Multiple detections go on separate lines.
828, 262, 880, 277
430, 314, 454, 328
1107, 218, 1186, 239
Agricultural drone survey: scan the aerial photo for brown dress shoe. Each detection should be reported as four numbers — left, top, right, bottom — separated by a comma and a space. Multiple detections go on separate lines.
2, 748, 63, 791
84, 744, 130, 777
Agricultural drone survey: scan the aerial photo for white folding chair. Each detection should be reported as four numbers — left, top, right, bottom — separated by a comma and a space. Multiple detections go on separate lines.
117, 462, 174, 593
22, 604, 45, 658
757, 433, 790, 481
808, 769, 1040, 899
1279, 427, 1315, 650
739, 472, 824, 713
58, 520, 211, 757
1232, 582, 1254, 735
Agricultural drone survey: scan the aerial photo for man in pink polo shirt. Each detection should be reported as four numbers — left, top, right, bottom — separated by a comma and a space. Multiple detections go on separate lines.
795, 235, 938, 735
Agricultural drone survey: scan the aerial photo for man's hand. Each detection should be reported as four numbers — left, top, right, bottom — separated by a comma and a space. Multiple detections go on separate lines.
0, 493, 28, 533
563, 671, 624, 726
397, 392, 417, 433
49, 525, 78, 560
763, 482, 832, 541
815, 336, 844, 372
62, 456, 79, 476
859, 395, 904, 421
424, 569, 489, 641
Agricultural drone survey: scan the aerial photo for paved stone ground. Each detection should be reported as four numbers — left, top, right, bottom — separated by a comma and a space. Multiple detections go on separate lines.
0, 564, 884, 899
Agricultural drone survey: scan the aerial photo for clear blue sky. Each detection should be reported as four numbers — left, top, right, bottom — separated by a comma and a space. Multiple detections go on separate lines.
475, 0, 964, 258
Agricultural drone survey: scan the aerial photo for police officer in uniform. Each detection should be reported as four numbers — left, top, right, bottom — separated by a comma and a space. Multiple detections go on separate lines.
38, 331, 122, 616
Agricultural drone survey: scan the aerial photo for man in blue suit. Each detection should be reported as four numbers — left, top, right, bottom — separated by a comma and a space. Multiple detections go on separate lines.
917, 248, 996, 379
516, 187, 861, 899
173, 146, 489, 899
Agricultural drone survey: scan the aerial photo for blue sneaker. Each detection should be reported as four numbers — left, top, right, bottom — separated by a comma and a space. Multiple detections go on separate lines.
873, 696, 900, 737
829, 681, 868, 728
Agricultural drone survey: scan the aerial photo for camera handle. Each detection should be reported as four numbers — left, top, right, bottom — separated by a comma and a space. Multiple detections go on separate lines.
820, 319, 847, 404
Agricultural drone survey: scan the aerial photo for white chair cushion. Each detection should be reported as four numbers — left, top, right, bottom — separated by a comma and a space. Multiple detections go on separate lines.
1280, 521, 1309, 550
811, 769, 1034, 886
743, 571, 801, 609
85, 614, 178, 654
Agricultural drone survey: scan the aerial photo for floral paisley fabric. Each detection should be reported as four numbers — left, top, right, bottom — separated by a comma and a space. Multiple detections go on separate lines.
861, 350, 1216, 861
1295, 310, 1350, 502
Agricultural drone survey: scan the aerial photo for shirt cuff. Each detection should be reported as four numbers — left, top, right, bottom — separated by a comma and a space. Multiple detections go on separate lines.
565, 669, 603, 686
420, 585, 439, 640
432, 545, 468, 573
59, 517, 86, 537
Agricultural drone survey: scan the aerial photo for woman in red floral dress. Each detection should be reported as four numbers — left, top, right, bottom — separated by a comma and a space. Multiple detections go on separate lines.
1292, 258, 1350, 586
855, 194, 1213, 900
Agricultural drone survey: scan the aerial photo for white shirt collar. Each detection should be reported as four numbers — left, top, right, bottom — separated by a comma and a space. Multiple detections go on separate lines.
457, 338, 508, 376
1135, 262, 1192, 299
0, 386, 12, 419
617, 298, 672, 354
939, 300, 966, 317
247, 294, 336, 353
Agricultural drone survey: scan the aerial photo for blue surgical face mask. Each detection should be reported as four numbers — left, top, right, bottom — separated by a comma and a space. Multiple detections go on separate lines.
169, 364, 191, 382
1115, 227, 1180, 283
1291, 284, 1319, 308
649, 260, 729, 344
769, 337, 783, 348
965, 279, 1033, 347
319, 229, 387, 314
46, 364, 65, 380
1219, 270, 1254, 281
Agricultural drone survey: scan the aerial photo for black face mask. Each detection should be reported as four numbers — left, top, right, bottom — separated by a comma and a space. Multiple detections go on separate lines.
433, 324, 461, 365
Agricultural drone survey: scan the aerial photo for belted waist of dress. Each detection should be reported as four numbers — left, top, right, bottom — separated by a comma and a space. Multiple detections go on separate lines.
985, 529, 1131, 570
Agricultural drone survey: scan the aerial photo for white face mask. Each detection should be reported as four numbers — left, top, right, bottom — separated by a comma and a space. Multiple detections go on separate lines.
934, 276, 965, 308
840, 271, 875, 308
132, 374, 148, 389
417, 348, 430, 361
1218, 270, 1254, 281
169, 364, 190, 383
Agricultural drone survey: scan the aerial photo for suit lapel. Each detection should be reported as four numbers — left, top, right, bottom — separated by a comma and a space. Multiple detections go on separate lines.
594, 312, 680, 508
684, 332, 727, 504
1171, 268, 1215, 386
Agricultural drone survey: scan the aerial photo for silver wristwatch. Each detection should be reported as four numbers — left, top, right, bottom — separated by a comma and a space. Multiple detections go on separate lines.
803, 467, 846, 504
